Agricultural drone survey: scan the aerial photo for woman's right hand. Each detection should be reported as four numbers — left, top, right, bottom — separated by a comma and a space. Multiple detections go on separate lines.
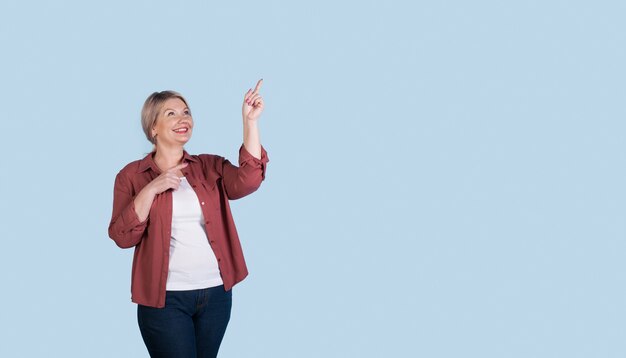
144, 162, 189, 196
133, 162, 188, 222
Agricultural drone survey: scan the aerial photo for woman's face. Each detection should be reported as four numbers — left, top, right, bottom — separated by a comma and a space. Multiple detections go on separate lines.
152, 98, 193, 147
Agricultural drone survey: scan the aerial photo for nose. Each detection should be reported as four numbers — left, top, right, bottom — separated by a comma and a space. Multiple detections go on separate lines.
178, 116, 192, 125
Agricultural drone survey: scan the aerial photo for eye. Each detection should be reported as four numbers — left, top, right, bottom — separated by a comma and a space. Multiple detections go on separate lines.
184, 110, 190, 115
167, 112, 174, 116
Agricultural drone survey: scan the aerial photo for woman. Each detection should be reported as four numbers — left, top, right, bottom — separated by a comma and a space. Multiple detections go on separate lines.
108, 79, 269, 357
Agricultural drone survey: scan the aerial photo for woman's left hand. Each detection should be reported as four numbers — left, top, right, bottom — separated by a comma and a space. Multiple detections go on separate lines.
242, 79, 264, 122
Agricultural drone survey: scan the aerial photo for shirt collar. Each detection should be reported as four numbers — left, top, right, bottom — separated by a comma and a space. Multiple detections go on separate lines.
136, 149, 198, 174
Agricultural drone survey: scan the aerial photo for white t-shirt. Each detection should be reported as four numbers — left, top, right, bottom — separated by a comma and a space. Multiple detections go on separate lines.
166, 177, 223, 290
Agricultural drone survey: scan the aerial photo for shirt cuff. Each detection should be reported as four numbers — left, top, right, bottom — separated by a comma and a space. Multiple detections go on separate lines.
239, 144, 269, 165
239, 144, 269, 179
121, 199, 149, 232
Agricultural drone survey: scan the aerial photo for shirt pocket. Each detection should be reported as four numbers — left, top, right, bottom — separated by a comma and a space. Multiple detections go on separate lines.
200, 179, 223, 212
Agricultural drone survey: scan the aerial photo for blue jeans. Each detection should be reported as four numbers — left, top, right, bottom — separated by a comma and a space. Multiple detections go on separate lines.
137, 285, 232, 358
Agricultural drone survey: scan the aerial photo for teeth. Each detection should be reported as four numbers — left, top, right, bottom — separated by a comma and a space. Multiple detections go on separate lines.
174, 128, 188, 133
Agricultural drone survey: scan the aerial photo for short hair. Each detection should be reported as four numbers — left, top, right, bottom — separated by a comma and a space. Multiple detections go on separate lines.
141, 90, 190, 145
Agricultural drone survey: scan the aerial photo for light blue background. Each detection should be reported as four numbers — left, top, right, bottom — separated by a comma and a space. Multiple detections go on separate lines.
0, 1, 624, 357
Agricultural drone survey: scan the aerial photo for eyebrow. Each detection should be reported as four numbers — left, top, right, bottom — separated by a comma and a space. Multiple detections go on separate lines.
163, 107, 190, 112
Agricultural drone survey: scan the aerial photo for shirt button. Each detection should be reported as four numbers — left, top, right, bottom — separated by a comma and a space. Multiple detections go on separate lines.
192, 184, 197, 188
217, 258, 221, 262
201, 202, 205, 205
205, 220, 209, 225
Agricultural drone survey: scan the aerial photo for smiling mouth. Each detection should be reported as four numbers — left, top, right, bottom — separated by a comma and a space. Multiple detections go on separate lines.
173, 128, 189, 134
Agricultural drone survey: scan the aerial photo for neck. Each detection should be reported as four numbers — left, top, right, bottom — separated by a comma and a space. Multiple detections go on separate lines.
153, 144, 184, 172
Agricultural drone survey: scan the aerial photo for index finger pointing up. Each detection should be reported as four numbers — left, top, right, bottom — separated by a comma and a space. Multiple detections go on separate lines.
253, 78, 263, 93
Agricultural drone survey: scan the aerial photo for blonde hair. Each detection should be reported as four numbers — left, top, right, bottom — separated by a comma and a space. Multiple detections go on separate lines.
141, 90, 190, 145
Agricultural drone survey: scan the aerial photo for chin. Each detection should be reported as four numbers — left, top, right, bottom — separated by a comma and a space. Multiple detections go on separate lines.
175, 134, 192, 144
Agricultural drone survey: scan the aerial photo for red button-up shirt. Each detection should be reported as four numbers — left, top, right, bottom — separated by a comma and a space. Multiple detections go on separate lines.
108, 145, 268, 308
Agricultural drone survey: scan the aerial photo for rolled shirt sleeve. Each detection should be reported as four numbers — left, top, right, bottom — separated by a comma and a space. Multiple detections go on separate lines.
108, 172, 149, 248
222, 144, 269, 200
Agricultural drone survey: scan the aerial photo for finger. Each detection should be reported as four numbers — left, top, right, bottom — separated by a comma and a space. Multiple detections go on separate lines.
253, 78, 263, 93
246, 93, 260, 106
166, 173, 182, 182
168, 162, 188, 172
159, 175, 176, 187
253, 97, 264, 107
245, 90, 256, 104
244, 88, 252, 101
166, 177, 181, 190
248, 94, 261, 104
